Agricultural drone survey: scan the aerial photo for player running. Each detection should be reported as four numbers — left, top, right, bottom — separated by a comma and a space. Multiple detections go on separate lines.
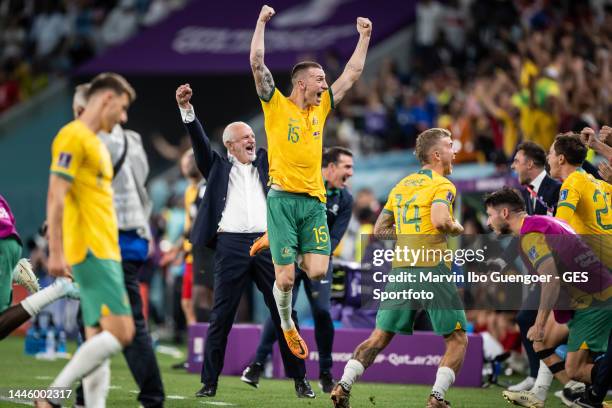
249, 4, 372, 359
37, 73, 135, 408
332, 128, 467, 408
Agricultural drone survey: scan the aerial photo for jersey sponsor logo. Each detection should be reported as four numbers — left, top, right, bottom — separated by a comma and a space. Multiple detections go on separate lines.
402, 179, 425, 187
57, 152, 72, 169
528, 246, 538, 261
560, 189, 568, 201
312, 116, 319, 126
0, 207, 9, 219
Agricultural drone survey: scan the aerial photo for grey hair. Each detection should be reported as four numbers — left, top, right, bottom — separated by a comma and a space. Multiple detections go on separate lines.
222, 121, 250, 146
73, 83, 91, 109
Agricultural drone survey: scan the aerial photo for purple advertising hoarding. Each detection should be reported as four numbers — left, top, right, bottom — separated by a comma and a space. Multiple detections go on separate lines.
77, 0, 416, 75
273, 328, 483, 387
188, 324, 483, 387
187, 323, 262, 375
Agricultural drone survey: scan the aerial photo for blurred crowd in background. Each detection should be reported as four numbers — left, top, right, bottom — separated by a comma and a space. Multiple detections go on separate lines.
0, 0, 187, 113
325, 0, 611, 162
4, 0, 612, 372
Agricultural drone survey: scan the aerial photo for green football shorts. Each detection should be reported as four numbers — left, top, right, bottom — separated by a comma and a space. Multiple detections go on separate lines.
0, 237, 21, 312
267, 189, 331, 265
375, 265, 467, 336
567, 306, 612, 352
72, 253, 131, 326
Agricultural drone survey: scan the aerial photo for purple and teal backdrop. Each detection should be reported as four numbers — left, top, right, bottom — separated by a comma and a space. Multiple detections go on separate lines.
77, 0, 416, 75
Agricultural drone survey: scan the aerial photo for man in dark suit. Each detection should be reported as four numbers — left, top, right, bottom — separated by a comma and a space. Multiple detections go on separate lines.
175, 84, 313, 399
506, 141, 561, 393
512, 141, 561, 217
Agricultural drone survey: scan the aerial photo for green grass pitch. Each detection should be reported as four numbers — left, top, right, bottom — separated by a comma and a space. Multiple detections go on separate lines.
0, 336, 568, 407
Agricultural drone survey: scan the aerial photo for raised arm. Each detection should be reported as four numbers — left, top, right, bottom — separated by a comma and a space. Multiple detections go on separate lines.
331, 17, 372, 104
176, 84, 215, 179
250, 5, 276, 101
579, 126, 612, 162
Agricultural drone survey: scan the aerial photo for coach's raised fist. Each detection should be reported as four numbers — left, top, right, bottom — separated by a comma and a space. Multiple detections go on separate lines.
259, 5, 275, 23
176, 84, 192, 109
356, 17, 372, 37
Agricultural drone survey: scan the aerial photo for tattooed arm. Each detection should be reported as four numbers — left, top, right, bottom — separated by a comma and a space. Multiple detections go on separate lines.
373, 210, 396, 241
250, 5, 276, 101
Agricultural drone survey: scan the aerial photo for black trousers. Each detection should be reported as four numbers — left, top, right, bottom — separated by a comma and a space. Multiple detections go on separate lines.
76, 260, 165, 408
201, 232, 306, 385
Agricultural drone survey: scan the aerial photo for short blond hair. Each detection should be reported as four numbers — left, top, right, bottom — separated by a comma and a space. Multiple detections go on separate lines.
88, 72, 136, 103
415, 128, 451, 165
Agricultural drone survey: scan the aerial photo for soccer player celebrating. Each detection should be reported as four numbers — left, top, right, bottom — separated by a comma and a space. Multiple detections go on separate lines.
504, 132, 612, 408
332, 128, 467, 408
37, 73, 136, 408
549, 131, 612, 266
249, 4, 371, 359
485, 188, 612, 408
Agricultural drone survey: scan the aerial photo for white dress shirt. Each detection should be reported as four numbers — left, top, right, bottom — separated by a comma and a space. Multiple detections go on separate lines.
530, 170, 547, 194
529, 170, 547, 209
180, 105, 267, 233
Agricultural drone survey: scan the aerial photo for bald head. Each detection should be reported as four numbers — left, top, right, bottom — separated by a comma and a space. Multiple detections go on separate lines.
223, 121, 256, 164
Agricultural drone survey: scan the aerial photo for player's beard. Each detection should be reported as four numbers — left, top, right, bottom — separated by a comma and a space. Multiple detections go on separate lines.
498, 220, 512, 235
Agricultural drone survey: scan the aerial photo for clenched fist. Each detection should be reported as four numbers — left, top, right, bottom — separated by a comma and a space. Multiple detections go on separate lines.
580, 126, 597, 148
600, 125, 612, 147
176, 83, 192, 109
259, 5, 275, 23
356, 17, 372, 37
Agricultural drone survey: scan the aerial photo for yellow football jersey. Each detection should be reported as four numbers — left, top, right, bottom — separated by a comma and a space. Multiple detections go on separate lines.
50, 120, 120, 265
261, 87, 333, 203
383, 169, 457, 267
520, 231, 612, 308
556, 168, 612, 266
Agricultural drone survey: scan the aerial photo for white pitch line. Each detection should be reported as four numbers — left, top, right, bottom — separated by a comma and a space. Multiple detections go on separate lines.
200, 402, 236, 406
0, 396, 34, 406
34, 376, 53, 380
167, 395, 186, 400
